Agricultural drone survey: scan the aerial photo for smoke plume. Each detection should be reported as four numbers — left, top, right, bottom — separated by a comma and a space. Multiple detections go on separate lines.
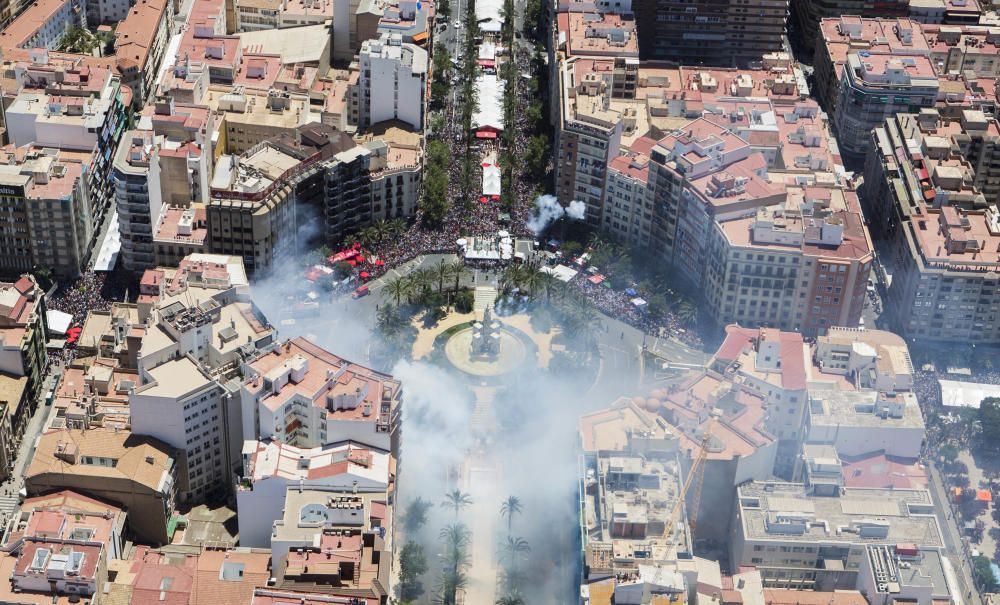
527, 194, 586, 235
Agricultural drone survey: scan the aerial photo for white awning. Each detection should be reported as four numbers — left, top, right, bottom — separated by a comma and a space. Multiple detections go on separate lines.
46, 310, 73, 335
482, 164, 501, 196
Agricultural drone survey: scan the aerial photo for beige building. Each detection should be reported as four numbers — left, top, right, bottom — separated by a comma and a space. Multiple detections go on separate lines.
206, 86, 311, 156
865, 109, 1000, 343
24, 428, 179, 544
730, 481, 944, 589
208, 142, 302, 275
0, 147, 93, 278
0, 275, 47, 478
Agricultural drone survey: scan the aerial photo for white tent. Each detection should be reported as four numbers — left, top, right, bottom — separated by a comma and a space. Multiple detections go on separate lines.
939, 379, 1000, 409
541, 264, 578, 282
473, 74, 505, 132
475, 0, 504, 32
482, 164, 501, 196
46, 310, 73, 335
93, 212, 121, 272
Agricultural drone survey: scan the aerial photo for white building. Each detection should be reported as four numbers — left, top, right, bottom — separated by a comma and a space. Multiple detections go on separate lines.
239, 337, 400, 453
358, 33, 426, 131
236, 439, 391, 547
130, 356, 228, 503
806, 388, 925, 460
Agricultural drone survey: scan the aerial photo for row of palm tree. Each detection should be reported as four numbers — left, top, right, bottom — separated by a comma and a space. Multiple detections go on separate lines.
385, 260, 468, 306
343, 218, 408, 249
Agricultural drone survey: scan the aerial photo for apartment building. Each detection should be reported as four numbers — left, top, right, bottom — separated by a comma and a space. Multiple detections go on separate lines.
865, 110, 1000, 343
24, 428, 179, 544
835, 52, 939, 157
632, 0, 788, 66
814, 327, 915, 392
794, 0, 908, 54
0, 275, 46, 480
358, 33, 427, 131
46, 357, 138, 431
114, 101, 214, 272
239, 337, 401, 453
154, 205, 210, 266
207, 141, 304, 275
206, 87, 311, 156
730, 481, 944, 589
131, 255, 276, 502
131, 356, 230, 503
814, 17, 1000, 117
236, 439, 391, 547
112, 0, 174, 104
0, 0, 85, 51
0, 146, 92, 277
4, 58, 129, 229
806, 389, 925, 458
235, 0, 332, 30
642, 118, 873, 333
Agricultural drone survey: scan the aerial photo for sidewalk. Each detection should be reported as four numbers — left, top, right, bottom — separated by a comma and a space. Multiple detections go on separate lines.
928, 463, 982, 605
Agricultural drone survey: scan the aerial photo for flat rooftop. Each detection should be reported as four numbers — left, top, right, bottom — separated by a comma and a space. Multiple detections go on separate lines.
737, 482, 943, 547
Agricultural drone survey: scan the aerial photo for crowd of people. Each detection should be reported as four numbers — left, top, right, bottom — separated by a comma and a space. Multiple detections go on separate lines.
44, 270, 131, 368
570, 278, 703, 348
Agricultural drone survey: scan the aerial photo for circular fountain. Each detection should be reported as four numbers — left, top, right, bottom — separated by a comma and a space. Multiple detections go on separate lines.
443, 305, 528, 377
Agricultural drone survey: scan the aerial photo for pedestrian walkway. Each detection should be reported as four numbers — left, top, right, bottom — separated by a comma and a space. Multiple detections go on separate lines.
474, 286, 498, 311
0, 494, 19, 517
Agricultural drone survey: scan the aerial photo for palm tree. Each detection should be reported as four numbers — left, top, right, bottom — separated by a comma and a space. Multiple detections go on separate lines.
496, 595, 525, 605
500, 264, 524, 295
434, 258, 451, 294
389, 217, 407, 235
448, 261, 466, 294
520, 263, 545, 298
372, 219, 390, 242
385, 276, 410, 306
439, 523, 472, 565
442, 489, 473, 518
343, 233, 361, 249
676, 299, 698, 326
408, 269, 434, 302
499, 496, 522, 535
500, 536, 530, 568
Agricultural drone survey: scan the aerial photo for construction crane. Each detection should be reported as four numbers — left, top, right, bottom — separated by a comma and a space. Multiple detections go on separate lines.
663, 410, 720, 547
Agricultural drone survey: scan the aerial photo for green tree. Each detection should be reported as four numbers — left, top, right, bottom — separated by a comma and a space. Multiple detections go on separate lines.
496, 596, 525, 605
398, 541, 428, 601
973, 555, 998, 592
978, 397, 1000, 445
385, 276, 410, 306
434, 258, 452, 294
332, 261, 354, 280
442, 489, 473, 518
499, 495, 522, 534
403, 496, 432, 533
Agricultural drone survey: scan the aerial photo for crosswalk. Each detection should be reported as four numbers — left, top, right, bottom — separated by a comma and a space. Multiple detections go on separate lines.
0, 495, 20, 517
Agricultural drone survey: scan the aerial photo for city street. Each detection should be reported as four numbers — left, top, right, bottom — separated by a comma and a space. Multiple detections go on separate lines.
0, 369, 57, 520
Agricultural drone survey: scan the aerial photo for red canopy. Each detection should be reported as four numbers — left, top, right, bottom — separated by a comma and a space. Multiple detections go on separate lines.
491, 195, 500, 200
479, 197, 488, 203
359, 271, 370, 278
475, 131, 498, 139
356, 255, 365, 263
375, 259, 385, 266
347, 259, 357, 266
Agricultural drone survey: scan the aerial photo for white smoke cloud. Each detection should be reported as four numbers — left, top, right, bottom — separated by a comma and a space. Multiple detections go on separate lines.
565, 200, 586, 221
526, 194, 586, 235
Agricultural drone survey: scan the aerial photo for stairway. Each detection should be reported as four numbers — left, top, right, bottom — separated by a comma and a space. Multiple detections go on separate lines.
473, 286, 497, 312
